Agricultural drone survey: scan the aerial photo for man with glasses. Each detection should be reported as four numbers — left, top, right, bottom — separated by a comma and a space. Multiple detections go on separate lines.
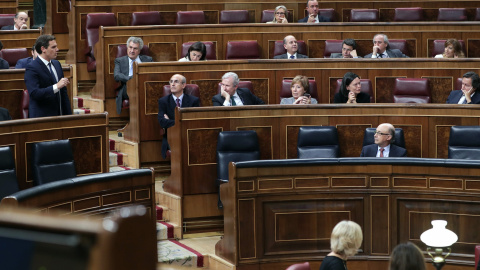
298, 0, 331, 23
330, 39, 361, 58
274, 35, 308, 59
364, 34, 408, 58
158, 74, 200, 158
446, 71, 480, 104
360, 123, 407, 157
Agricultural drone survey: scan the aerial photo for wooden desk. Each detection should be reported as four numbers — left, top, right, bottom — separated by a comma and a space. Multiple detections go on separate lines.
0, 113, 109, 190
0, 0, 17, 15
0, 29, 42, 48
215, 158, 480, 269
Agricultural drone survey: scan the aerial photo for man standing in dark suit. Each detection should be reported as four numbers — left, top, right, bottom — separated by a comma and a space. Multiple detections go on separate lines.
360, 123, 407, 157
274, 35, 308, 59
212, 72, 264, 106
114, 36, 153, 114
24, 35, 72, 118
15, 45, 37, 69
330, 39, 362, 59
1, 12, 29, 30
158, 74, 200, 158
298, 0, 331, 23
364, 34, 408, 58
446, 71, 480, 104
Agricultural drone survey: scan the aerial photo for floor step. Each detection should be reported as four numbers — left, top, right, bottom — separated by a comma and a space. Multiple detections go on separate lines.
109, 166, 132, 172
109, 131, 139, 169
158, 240, 205, 268
109, 151, 128, 167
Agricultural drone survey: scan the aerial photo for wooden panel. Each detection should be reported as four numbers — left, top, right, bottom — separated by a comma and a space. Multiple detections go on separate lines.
371, 195, 389, 254
238, 198, 256, 259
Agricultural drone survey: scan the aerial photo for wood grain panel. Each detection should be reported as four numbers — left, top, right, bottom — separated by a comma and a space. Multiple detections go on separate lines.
371, 195, 389, 254
102, 191, 132, 206
429, 178, 463, 190
73, 196, 101, 211
393, 177, 427, 188
188, 128, 221, 165
238, 198, 256, 259
258, 179, 293, 190
336, 124, 371, 157
375, 77, 399, 103
295, 177, 329, 188
237, 126, 272, 160
149, 42, 178, 61
436, 125, 451, 159
467, 39, 480, 58
145, 81, 167, 114
190, 79, 221, 107
70, 136, 103, 175
332, 177, 366, 187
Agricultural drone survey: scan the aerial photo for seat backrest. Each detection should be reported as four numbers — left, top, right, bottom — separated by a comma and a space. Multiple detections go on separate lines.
394, 7, 424, 21
0, 14, 15, 29
1, 48, 29, 68
116, 44, 150, 58
393, 78, 431, 103
318, 9, 336, 22
216, 131, 259, 181
163, 84, 201, 100
176, 11, 205, 24
324, 40, 343, 58
181, 41, 217, 60
280, 79, 318, 102
286, 262, 311, 270
131, 11, 163, 26
273, 40, 307, 58
21, 89, 29, 119
350, 9, 379, 22
85, 13, 117, 49
475, 245, 480, 270
431, 40, 465, 57
335, 79, 374, 103
225, 41, 260, 60
220, 10, 249, 24
363, 128, 406, 149
438, 8, 467, 21
217, 81, 254, 94
388, 40, 409, 56
475, 8, 480, 21
261, 10, 293, 23
455, 77, 463, 90
0, 146, 19, 199
31, 139, 77, 186
297, 126, 339, 158
448, 126, 480, 159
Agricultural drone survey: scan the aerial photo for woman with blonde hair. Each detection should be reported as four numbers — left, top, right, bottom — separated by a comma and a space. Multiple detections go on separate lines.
319, 220, 363, 270
435, 39, 465, 58
280, 75, 317, 104
267, 5, 288, 23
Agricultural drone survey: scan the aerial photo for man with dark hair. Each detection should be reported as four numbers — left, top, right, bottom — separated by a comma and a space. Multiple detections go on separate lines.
158, 74, 200, 158
274, 35, 308, 59
24, 34, 72, 118
1, 12, 29, 30
0, 41, 9, 69
212, 72, 264, 106
364, 34, 408, 58
330, 39, 362, 58
0, 107, 11, 120
360, 123, 407, 157
15, 45, 38, 69
446, 71, 480, 104
114, 36, 153, 114
298, 0, 330, 23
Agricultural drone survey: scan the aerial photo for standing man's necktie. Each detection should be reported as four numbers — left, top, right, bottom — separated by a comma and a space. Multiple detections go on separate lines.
290, 55, 295, 59
380, 148, 384, 157
176, 98, 181, 107
48, 62, 62, 115
231, 97, 236, 106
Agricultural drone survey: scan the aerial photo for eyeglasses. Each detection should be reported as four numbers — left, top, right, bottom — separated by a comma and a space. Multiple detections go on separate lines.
275, 12, 286, 15
374, 131, 390, 136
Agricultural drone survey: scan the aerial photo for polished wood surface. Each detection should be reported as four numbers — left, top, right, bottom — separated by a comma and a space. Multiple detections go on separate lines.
0, 0, 17, 14
0, 113, 109, 190
0, 29, 42, 48
215, 159, 480, 269
0, 66, 76, 119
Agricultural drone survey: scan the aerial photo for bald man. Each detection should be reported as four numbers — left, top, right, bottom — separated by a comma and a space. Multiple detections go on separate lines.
274, 35, 308, 59
1, 12, 29, 30
360, 123, 407, 157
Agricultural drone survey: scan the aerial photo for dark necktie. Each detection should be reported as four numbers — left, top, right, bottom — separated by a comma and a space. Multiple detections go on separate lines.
48, 62, 62, 115
378, 54, 383, 58
462, 97, 468, 104
290, 55, 295, 59
380, 148, 384, 157
176, 98, 181, 107
231, 97, 236, 106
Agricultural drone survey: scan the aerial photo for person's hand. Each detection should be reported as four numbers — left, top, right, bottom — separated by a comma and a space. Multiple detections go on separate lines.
462, 86, 474, 103
220, 85, 230, 101
280, 17, 288, 23
20, 24, 28, 30
454, 54, 459, 58
56, 78, 70, 89
347, 91, 356, 103
164, 114, 169, 119
372, 45, 380, 57
307, 14, 316, 23
350, 50, 358, 58
294, 96, 311, 105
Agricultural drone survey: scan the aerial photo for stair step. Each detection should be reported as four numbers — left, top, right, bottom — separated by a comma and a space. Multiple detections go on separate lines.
109, 166, 132, 172
109, 151, 128, 167
158, 240, 204, 268
74, 108, 94, 114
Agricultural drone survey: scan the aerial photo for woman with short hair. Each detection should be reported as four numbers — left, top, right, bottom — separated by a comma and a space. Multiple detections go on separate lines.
435, 39, 465, 58
280, 75, 317, 104
178, 42, 207, 62
389, 242, 426, 270
267, 5, 288, 23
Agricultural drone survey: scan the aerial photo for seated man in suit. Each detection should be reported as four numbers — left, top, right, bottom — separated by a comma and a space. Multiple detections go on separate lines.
360, 123, 407, 157
298, 0, 331, 23
331, 38, 361, 58
0, 41, 8, 69
15, 45, 37, 69
158, 74, 200, 158
25, 34, 72, 118
446, 71, 480, 104
274, 35, 308, 59
364, 34, 408, 58
273, 36, 308, 59
114, 36, 153, 115
212, 72, 265, 106
1, 12, 29, 30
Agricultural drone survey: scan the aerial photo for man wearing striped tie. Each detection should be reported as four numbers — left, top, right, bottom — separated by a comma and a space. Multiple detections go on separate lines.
360, 123, 407, 157
273, 35, 309, 59
25, 34, 72, 118
157, 74, 200, 158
